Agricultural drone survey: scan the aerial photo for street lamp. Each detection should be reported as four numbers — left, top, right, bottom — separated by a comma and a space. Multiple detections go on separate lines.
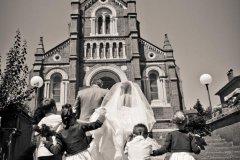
200, 74, 213, 117
30, 76, 43, 110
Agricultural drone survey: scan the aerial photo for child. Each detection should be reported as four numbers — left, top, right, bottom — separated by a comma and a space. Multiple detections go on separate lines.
151, 111, 201, 160
43, 104, 106, 160
36, 98, 62, 160
124, 123, 153, 160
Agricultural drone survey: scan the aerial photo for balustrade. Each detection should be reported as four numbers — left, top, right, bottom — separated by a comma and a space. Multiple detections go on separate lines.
84, 41, 126, 60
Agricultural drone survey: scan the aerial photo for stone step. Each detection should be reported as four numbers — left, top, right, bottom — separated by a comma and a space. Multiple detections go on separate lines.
203, 146, 240, 152
206, 142, 233, 147
205, 135, 222, 140
195, 135, 240, 160
205, 139, 225, 144
198, 158, 240, 160
196, 151, 240, 158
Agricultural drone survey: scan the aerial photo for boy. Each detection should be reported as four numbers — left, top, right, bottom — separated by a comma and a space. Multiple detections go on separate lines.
124, 123, 152, 160
36, 98, 62, 160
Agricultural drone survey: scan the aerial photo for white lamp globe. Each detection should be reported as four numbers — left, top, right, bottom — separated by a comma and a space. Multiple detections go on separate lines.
200, 74, 212, 85
30, 76, 43, 88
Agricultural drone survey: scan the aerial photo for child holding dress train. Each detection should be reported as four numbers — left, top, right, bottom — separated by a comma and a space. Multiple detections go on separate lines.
151, 111, 201, 160
43, 104, 106, 160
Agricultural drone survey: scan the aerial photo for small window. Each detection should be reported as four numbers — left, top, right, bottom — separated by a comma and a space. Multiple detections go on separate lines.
98, 17, 103, 34
53, 54, 61, 61
119, 42, 123, 58
51, 74, 62, 103
148, 52, 156, 59
106, 16, 111, 34
149, 73, 158, 100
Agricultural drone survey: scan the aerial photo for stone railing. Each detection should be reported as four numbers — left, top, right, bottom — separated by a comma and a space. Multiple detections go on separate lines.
208, 103, 240, 124
83, 38, 127, 60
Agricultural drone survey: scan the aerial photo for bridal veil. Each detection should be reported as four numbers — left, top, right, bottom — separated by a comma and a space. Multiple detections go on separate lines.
90, 81, 156, 160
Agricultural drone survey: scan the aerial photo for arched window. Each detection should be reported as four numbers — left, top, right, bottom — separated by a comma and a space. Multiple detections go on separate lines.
100, 43, 104, 58
91, 6, 118, 36
106, 15, 111, 34
92, 43, 97, 59
112, 42, 117, 58
149, 72, 158, 100
106, 43, 110, 58
50, 74, 62, 103
145, 67, 169, 107
119, 42, 123, 58
97, 16, 103, 34
87, 43, 91, 58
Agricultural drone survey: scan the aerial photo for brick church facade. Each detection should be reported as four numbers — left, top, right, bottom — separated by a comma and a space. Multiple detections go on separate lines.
32, 0, 185, 133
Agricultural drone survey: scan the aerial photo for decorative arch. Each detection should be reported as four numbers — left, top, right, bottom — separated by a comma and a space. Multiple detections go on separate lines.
143, 66, 169, 107
84, 65, 128, 86
45, 68, 68, 80
145, 66, 165, 77
44, 68, 69, 111
91, 5, 117, 17
90, 5, 118, 36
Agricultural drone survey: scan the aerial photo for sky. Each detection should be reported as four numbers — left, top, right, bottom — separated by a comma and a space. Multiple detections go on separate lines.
0, 0, 240, 109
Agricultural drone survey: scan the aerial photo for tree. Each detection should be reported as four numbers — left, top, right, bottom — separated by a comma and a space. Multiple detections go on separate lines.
0, 30, 32, 112
186, 99, 211, 136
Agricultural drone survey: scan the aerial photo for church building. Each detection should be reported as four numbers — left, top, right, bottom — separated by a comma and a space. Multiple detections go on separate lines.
32, 0, 185, 134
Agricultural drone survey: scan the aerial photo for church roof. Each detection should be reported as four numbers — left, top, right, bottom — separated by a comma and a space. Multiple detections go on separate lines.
81, 0, 127, 10
139, 37, 166, 57
43, 39, 70, 59
215, 75, 240, 95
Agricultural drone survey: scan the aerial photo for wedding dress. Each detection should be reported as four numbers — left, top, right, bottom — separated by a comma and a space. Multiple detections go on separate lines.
89, 81, 156, 160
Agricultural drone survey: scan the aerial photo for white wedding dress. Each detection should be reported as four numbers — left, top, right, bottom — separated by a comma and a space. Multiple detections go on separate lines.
89, 81, 156, 160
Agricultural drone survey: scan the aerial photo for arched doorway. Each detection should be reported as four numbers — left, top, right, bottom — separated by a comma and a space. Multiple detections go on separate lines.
90, 71, 121, 89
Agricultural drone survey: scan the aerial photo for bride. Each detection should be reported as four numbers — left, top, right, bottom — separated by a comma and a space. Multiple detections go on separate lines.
89, 81, 156, 160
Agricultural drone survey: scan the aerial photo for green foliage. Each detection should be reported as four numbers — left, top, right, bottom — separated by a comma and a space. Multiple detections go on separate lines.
186, 99, 212, 136
0, 30, 31, 112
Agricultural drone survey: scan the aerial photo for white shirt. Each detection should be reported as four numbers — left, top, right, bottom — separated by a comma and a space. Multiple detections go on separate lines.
125, 135, 152, 160
37, 113, 62, 157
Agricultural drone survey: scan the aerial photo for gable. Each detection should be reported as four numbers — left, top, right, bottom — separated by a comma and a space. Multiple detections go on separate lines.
139, 38, 166, 61
81, 0, 127, 11
43, 39, 70, 64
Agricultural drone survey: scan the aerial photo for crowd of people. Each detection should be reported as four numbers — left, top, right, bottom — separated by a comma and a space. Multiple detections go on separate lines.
31, 80, 203, 160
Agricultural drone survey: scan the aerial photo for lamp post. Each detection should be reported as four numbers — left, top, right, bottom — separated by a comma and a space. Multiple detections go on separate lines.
200, 74, 213, 118
30, 76, 43, 111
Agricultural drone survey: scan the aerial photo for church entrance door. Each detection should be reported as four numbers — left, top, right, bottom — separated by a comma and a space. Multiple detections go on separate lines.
90, 71, 121, 89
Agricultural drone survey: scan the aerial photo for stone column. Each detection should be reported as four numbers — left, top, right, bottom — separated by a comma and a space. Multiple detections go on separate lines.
96, 44, 100, 59
44, 82, 50, 98
84, 44, 87, 59
110, 17, 113, 34
162, 78, 167, 105
91, 18, 96, 35
116, 43, 119, 59
109, 42, 113, 59
113, 18, 116, 34
103, 43, 106, 59
103, 16, 106, 35
157, 78, 163, 104
123, 44, 126, 58
90, 43, 93, 59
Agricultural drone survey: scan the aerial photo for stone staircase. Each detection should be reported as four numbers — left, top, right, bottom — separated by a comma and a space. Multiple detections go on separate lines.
194, 134, 240, 160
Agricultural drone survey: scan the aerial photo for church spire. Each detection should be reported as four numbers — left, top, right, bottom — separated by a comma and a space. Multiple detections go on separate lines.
163, 34, 173, 51
33, 37, 44, 76
36, 37, 45, 55
35, 37, 45, 59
